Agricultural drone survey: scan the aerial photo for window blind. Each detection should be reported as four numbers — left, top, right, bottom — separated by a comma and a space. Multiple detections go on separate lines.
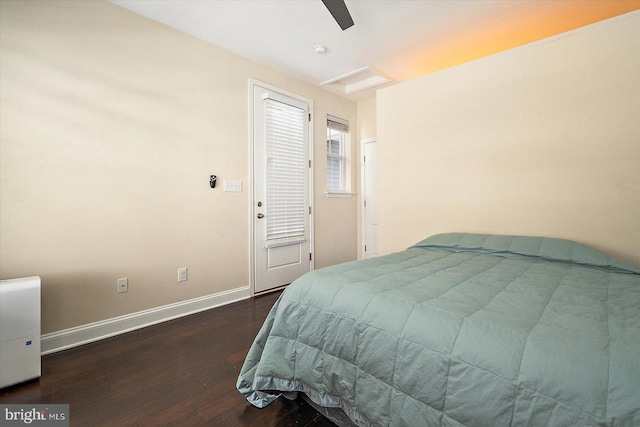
265, 98, 307, 247
327, 115, 350, 133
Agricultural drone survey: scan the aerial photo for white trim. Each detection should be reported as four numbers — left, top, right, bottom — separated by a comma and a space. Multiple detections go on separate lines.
249, 79, 256, 297
40, 286, 250, 355
326, 191, 354, 198
361, 138, 377, 260
309, 103, 315, 274
326, 117, 349, 193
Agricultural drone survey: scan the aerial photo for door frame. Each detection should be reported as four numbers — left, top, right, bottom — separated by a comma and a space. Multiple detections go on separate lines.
248, 79, 314, 296
361, 138, 376, 259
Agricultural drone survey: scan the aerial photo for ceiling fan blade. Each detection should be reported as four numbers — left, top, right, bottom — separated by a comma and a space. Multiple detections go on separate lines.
322, 0, 354, 31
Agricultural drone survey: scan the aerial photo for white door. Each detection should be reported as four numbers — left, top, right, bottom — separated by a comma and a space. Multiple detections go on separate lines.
363, 140, 377, 258
251, 82, 312, 294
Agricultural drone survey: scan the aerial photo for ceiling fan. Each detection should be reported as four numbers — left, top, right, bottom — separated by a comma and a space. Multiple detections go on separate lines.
322, 0, 354, 30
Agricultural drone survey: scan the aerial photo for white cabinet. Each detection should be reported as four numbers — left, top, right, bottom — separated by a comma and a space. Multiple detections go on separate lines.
0, 276, 41, 389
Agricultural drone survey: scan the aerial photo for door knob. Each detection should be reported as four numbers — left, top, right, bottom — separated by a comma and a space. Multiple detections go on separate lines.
257, 213, 264, 219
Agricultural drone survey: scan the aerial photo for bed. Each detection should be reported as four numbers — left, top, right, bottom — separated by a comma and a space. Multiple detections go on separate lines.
237, 233, 640, 426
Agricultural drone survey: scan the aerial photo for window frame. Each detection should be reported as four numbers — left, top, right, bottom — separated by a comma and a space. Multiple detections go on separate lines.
326, 115, 352, 197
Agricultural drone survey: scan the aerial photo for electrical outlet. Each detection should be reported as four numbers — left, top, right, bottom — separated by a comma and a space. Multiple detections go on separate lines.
117, 278, 128, 293
178, 267, 187, 283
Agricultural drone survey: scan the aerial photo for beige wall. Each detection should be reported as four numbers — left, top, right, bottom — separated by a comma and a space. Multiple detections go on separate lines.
377, 11, 640, 266
357, 98, 377, 142
0, 0, 357, 333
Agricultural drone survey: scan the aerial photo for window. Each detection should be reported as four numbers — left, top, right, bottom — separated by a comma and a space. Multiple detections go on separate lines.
326, 115, 349, 193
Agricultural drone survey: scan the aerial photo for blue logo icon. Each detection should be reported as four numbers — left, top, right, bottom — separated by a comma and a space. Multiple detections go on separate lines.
26, 340, 32, 346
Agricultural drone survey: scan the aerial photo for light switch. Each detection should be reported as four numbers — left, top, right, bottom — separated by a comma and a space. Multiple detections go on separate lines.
224, 180, 242, 192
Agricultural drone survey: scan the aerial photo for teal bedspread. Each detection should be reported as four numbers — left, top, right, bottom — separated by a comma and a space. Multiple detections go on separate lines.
237, 233, 640, 426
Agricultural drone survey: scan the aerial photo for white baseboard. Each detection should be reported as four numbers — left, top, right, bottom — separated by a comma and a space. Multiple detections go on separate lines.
41, 286, 251, 355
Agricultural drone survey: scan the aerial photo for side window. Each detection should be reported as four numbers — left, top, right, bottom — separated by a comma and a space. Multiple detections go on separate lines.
326, 115, 350, 193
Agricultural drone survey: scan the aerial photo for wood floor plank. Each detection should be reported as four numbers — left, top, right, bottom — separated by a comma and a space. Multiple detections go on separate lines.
0, 290, 333, 426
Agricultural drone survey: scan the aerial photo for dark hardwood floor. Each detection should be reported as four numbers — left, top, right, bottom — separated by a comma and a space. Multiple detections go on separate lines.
0, 291, 335, 426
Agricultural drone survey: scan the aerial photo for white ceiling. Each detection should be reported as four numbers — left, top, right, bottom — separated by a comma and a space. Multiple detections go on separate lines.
109, 0, 639, 101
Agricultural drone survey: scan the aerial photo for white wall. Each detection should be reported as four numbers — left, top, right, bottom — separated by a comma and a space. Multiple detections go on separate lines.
0, 0, 358, 334
377, 11, 640, 266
